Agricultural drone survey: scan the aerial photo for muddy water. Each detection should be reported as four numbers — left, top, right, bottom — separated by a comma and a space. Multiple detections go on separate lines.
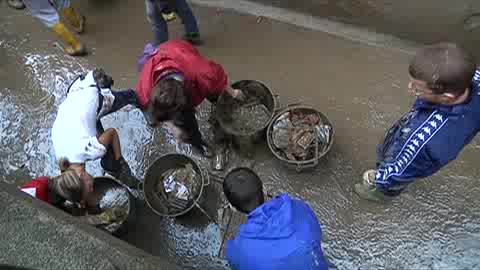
2, 1, 480, 269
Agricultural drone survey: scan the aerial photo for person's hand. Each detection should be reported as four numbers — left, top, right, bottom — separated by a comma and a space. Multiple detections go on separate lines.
97, 208, 123, 223
230, 88, 245, 100
363, 169, 376, 185
166, 121, 185, 142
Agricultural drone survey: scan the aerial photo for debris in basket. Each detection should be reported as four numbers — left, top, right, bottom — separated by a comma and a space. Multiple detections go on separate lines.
297, 130, 315, 149
271, 109, 331, 161
156, 163, 197, 213
316, 124, 331, 153
96, 187, 130, 232
221, 93, 271, 134
235, 104, 270, 134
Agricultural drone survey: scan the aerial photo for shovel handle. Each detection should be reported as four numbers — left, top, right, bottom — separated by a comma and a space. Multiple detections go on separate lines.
203, 171, 211, 187
194, 202, 215, 223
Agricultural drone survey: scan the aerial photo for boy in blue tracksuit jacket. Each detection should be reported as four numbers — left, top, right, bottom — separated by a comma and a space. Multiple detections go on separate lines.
223, 168, 329, 270
355, 43, 479, 201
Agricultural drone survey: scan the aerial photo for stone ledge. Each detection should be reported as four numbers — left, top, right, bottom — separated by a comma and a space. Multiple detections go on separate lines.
0, 182, 180, 270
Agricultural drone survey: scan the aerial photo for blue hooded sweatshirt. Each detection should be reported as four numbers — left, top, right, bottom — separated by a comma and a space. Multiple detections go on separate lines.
374, 69, 480, 195
226, 193, 329, 270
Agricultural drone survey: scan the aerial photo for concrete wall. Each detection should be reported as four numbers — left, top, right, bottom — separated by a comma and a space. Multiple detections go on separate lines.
248, 0, 480, 57
0, 182, 180, 270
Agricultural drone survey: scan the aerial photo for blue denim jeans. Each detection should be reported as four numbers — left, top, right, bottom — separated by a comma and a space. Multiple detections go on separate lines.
23, 0, 71, 27
145, 0, 200, 46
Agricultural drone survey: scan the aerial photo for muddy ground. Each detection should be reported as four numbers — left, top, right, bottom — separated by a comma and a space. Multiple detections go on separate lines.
1, 0, 480, 269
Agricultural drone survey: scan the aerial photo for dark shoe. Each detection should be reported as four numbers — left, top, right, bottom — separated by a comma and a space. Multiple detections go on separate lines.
100, 149, 118, 175
184, 32, 203, 46
115, 157, 140, 189
101, 156, 139, 188
7, 0, 25, 9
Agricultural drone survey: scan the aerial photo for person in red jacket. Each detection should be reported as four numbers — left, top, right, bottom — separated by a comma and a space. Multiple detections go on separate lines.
136, 40, 243, 154
20, 169, 93, 207
20, 170, 123, 224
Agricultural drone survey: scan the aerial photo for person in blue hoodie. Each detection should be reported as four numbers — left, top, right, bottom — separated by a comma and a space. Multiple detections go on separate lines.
223, 167, 330, 270
355, 42, 479, 202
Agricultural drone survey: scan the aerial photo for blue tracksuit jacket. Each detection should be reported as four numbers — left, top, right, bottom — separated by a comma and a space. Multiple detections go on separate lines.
374, 70, 480, 194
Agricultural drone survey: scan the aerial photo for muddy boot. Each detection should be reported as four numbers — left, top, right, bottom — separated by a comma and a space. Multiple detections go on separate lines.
353, 170, 386, 202
117, 157, 139, 188
62, 7, 86, 34
100, 152, 116, 175
7, 0, 25, 9
52, 22, 87, 56
106, 157, 139, 189
354, 183, 387, 202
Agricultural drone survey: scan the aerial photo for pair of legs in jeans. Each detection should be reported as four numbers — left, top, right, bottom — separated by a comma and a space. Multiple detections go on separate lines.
145, 0, 200, 45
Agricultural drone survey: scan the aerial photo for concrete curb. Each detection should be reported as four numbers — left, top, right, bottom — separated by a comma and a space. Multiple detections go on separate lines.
0, 182, 180, 270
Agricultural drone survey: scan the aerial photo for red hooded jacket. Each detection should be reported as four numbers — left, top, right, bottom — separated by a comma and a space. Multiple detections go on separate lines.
136, 40, 229, 108
21, 176, 54, 204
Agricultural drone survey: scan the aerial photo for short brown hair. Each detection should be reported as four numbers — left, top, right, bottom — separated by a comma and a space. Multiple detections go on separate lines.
409, 43, 476, 96
149, 79, 191, 122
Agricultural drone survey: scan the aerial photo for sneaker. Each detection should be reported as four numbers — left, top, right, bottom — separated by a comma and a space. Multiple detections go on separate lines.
184, 32, 203, 46
354, 182, 386, 202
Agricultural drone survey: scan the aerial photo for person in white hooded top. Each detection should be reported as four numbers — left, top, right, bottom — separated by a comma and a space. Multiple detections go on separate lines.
52, 68, 139, 188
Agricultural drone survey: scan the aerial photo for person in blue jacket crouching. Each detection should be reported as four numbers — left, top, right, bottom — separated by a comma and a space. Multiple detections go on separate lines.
223, 167, 330, 270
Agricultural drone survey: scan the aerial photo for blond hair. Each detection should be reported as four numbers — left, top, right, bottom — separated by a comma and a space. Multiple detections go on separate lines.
49, 170, 85, 203
58, 157, 71, 172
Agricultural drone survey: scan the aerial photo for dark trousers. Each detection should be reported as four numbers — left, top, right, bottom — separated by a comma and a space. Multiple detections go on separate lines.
96, 89, 139, 132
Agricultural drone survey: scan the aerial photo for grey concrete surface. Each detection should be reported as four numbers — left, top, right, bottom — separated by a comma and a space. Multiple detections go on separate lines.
2, 0, 480, 269
195, 0, 480, 58
0, 182, 180, 270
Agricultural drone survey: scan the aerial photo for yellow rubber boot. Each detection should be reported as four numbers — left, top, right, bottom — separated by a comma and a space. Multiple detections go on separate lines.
52, 22, 87, 56
62, 7, 85, 34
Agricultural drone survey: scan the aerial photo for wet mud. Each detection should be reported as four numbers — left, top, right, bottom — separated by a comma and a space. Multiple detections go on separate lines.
1, 1, 480, 269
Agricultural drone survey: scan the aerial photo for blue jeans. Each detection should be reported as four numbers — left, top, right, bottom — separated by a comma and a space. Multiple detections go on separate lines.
23, 0, 70, 27
145, 0, 200, 46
